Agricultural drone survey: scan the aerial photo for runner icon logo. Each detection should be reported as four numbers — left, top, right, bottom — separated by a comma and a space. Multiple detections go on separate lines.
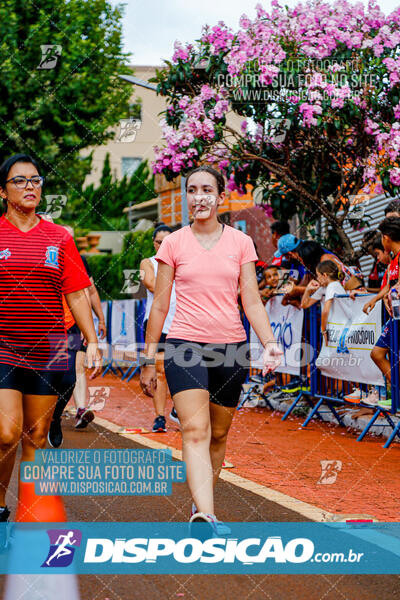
42, 529, 82, 567
37, 45, 62, 70
88, 386, 110, 411
318, 460, 342, 485
0, 249, 11, 260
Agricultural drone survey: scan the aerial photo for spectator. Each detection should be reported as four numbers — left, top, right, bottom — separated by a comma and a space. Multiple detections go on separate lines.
259, 265, 280, 304
274, 236, 363, 305
300, 260, 346, 346
270, 221, 290, 250
363, 218, 400, 400
384, 200, 400, 218
366, 232, 391, 292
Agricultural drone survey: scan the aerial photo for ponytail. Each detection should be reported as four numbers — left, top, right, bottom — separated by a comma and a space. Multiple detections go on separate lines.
316, 260, 344, 282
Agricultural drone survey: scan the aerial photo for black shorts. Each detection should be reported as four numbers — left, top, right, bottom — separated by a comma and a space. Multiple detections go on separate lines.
143, 320, 167, 353
0, 363, 64, 395
164, 339, 249, 407
67, 324, 86, 353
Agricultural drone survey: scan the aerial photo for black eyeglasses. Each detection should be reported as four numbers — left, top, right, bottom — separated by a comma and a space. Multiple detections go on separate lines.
5, 176, 44, 189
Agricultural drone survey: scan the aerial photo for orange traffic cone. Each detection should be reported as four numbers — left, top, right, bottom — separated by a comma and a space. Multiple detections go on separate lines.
15, 481, 67, 522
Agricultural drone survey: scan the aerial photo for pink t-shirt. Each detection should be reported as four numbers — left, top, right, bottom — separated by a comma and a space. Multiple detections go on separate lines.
155, 225, 258, 343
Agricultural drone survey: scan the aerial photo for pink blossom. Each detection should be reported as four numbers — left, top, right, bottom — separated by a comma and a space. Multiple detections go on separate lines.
390, 168, 400, 187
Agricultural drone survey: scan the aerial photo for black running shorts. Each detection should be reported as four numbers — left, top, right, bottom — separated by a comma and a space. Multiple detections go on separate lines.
0, 363, 64, 395
164, 339, 249, 407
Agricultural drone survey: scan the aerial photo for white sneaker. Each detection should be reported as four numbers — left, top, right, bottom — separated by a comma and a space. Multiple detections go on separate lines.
344, 389, 364, 403
189, 512, 231, 536
362, 389, 380, 406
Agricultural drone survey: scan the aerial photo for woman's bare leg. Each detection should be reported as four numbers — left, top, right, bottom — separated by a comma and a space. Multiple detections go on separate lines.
173, 389, 213, 515
0, 390, 23, 506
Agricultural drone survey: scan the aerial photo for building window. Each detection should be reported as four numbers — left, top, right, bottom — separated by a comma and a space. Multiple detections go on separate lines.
129, 100, 142, 121
121, 157, 141, 177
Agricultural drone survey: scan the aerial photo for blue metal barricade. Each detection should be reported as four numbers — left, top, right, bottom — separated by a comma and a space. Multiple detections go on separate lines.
122, 299, 146, 382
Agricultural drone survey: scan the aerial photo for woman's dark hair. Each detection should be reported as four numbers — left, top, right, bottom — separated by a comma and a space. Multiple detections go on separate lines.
316, 260, 344, 282
379, 217, 400, 242
270, 221, 290, 236
0, 154, 41, 211
185, 165, 225, 195
153, 224, 172, 239
295, 240, 326, 275
371, 235, 384, 252
384, 199, 400, 216
0, 153, 41, 189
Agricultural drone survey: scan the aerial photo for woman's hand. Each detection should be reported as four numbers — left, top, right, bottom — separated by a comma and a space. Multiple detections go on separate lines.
86, 342, 102, 379
262, 341, 283, 376
140, 365, 157, 397
97, 320, 107, 340
363, 298, 376, 314
322, 331, 329, 346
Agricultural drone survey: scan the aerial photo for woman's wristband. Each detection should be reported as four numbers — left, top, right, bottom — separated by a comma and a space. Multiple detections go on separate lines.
140, 355, 156, 366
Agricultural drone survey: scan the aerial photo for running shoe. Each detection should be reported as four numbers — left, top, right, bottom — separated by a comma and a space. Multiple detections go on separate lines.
378, 399, 392, 409
0, 506, 11, 552
189, 512, 231, 536
344, 389, 364, 404
75, 408, 95, 429
280, 378, 302, 393
152, 415, 166, 433
48, 418, 63, 448
362, 390, 380, 407
169, 408, 180, 425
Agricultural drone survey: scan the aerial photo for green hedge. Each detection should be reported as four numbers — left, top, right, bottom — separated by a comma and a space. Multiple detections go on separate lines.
85, 229, 154, 300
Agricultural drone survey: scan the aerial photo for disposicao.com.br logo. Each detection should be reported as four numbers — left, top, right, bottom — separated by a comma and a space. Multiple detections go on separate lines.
83, 536, 363, 566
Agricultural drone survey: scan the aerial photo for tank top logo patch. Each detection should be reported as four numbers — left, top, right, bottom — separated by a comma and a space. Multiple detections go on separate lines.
45, 246, 60, 268
0, 248, 11, 260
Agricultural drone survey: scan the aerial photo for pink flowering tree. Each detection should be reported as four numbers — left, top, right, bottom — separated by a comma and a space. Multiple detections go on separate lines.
151, 0, 400, 259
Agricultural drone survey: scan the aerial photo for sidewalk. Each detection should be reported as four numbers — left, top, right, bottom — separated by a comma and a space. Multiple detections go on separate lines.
88, 373, 400, 522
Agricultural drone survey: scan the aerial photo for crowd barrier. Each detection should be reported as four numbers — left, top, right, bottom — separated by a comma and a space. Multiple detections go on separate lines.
244, 294, 400, 449
95, 295, 400, 448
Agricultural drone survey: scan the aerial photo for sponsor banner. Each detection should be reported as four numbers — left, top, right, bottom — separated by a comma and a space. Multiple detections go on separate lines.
111, 300, 136, 346
317, 297, 384, 386
20, 449, 185, 496
250, 295, 304, 375
1, 522, 400, 574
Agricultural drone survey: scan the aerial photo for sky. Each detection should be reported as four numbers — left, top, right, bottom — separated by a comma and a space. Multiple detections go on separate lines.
111, 0, 400, 66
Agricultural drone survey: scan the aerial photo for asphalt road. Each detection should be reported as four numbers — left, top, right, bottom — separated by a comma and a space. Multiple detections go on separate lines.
1, 415, 399, 600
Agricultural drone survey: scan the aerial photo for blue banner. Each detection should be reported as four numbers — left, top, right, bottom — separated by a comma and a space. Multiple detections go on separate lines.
1, 522, 400, 574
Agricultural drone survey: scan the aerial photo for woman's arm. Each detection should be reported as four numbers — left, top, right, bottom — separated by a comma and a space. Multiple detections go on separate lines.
140, 258, 156, 293
140, 262, 174, 397
87, 280, 106, 339
240, 262, 275, 345
143, 262, 174, 358
65, 289, 101, 378
240, 262, 282, 373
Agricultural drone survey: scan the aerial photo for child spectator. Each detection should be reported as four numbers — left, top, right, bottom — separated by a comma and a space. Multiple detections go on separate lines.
300, 260, 346, 346
363, 218, 400, 403
259, 265, 280, 303
366, 232, 391, 292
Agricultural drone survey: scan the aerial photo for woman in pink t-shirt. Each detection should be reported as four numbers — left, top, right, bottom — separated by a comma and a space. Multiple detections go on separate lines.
140, 166, 282, 531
